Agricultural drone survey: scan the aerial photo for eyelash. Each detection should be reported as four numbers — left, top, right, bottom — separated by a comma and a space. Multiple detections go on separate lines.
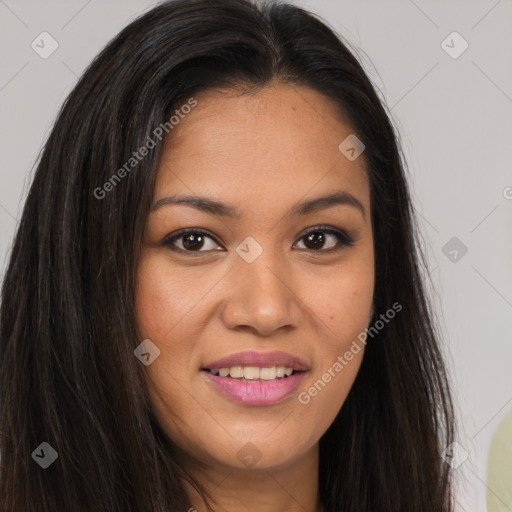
162, 225, 356, 255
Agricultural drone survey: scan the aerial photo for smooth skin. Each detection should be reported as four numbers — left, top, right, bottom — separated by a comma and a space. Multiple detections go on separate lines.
135, 81, 375, 512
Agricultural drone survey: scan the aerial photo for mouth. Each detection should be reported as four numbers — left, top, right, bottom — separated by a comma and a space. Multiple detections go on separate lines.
205, 366, 301, 379
201, 351, 309, 406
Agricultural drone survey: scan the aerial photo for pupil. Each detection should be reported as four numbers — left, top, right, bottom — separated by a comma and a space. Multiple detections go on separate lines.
305, 231, 325, 250
183, 234, 204, 251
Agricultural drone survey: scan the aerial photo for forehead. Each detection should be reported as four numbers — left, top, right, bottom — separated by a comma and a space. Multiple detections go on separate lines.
154, 81, 369, 214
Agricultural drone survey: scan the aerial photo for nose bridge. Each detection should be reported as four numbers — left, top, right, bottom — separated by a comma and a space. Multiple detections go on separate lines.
220, 238, 303, 335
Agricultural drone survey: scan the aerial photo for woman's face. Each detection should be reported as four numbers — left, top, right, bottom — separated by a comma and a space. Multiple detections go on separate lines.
136, 81, 374, 472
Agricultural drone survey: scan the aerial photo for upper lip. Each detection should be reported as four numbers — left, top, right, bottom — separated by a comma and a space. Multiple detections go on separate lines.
203, 350, 309, 371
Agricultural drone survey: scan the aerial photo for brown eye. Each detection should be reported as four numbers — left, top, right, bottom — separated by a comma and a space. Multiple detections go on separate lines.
303, 231, 327, 250
163, 225, 355, 256
163, 229, 223, 253
181, 233, 206, 251
294, 226, 355, 253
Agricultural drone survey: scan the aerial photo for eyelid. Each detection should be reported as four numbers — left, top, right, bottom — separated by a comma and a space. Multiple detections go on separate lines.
297, 224, 354, 241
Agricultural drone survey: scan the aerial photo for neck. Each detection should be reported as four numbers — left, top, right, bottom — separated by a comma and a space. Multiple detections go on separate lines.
182, 443, 322, 512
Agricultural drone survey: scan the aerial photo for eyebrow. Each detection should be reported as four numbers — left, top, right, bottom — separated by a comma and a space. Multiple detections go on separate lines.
152, 190, 366, 220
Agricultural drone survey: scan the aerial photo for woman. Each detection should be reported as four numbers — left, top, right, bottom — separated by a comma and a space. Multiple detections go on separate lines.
0, 0, 455, 510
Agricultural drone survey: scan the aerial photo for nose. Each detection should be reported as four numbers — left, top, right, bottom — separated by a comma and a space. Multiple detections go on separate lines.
220, 250, 303, 337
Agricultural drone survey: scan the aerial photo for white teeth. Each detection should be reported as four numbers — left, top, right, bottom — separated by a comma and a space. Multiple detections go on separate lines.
260, 367, 277, 380
209, 365, 296, 379
229, 366, 243, 378
243, 366, 261, 379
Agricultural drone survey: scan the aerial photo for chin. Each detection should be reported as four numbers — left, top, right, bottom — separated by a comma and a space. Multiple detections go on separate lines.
188, 430, 317, 472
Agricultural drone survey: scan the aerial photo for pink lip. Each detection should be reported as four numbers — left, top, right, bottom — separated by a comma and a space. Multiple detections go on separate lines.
203, 350, 309, 371
202, 370, 307, 406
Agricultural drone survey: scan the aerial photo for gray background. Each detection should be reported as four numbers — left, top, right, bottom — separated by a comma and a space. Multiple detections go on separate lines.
1, 0, 511, 510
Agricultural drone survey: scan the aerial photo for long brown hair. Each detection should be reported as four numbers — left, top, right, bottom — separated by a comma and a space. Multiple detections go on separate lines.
0, 0, 454, 510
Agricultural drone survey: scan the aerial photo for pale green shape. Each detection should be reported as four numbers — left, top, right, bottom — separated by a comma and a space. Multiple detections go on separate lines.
487, 410, 512, 512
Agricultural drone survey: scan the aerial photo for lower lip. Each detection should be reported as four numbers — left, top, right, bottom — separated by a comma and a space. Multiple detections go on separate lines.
202, 371, 307, 406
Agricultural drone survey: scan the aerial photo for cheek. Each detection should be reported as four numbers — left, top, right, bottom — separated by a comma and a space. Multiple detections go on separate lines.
135, 254, 208, 340
135, 257, 198, 385
299, 353, 362, 436
136, 256, 173, 339
297, 286, 370, 439
135, 257, 200, 438
306, 252, 375, 342
296, 256, 373, 430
